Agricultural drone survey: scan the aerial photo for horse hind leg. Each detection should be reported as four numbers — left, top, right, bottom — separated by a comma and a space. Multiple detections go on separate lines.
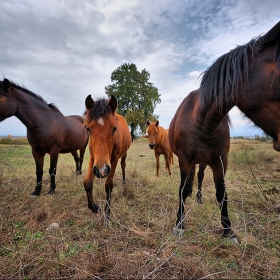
77, 138, 88, 175
120, 152, 127, 184
48, 149, 59, 195
164, 154, 171, 177
71, 151, 82, 175
196, 164, 206, 204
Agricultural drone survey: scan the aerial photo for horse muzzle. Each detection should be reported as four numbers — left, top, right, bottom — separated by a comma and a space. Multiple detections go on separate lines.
93, 165, 111, 178
149, 143, 155, 149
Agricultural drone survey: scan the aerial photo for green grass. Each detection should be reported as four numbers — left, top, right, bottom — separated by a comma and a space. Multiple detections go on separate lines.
0, 139, 280, 279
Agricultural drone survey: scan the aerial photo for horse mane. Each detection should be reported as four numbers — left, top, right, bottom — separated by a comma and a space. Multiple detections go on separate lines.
200, 21, 280, 110
85, 97, 112, 122
6, 80, 60, 112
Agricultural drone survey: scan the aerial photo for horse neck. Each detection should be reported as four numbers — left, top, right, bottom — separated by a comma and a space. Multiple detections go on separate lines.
158, 126, 167, 140
196, 97, 232, 137
13, 88, 49, 130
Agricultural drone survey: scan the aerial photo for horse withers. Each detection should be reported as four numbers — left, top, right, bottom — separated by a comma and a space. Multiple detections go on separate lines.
146, 120, 174, 177
0, 78, 89, 196
169, 20, 280, 242
83, 95, 131, 219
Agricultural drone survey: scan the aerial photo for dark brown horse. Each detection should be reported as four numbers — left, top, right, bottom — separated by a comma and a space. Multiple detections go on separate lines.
169, 21, 280, 240
0, 78, 89, 196
146, 120, 174, 177
83, 95, 132, 219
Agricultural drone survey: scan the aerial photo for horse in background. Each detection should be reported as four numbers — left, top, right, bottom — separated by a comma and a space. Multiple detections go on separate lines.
0, 78, 89, 196
83, 95, 131, 219
146, 120, 174, 177
169, 20, 280, 241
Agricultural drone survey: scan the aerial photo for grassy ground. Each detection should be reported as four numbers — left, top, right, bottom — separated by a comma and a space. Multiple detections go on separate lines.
0, 138, 280, 279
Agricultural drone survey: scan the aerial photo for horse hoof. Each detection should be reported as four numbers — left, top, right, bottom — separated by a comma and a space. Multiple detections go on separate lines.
223, 230, 238, 244
197, 199, 203, 205
30, 194, 39, 199
89, 204, 99, 213
31, 191, 40, 197
229, 237, 239, 244
173, 226, 184, 237
47, 190, 55, 195
76, 170, 82, 175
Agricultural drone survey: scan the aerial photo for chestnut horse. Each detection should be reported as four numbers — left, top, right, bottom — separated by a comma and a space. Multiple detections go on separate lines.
83, 95, 131, 219
0, 78, 89, 196
146, 120, 174, 177
169, 21, 280, 240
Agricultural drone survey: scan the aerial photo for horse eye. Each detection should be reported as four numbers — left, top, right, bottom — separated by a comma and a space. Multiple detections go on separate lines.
112, 126, 117, 133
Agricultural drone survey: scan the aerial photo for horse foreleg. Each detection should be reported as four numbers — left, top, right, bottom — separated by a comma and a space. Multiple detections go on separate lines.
120, 153, 127, 184
213, 157, 236, 239
196, 164, 206, 204
84, 157, 98, 213
48, 149, 59, 194
31, 149, 45, 196
174, 161, 194, 234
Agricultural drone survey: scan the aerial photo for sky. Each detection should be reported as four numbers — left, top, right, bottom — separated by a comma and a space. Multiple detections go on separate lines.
1, 0, 280, 137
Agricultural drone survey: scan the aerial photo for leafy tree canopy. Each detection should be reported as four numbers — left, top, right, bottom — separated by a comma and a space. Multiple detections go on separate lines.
105, 63, 161, 140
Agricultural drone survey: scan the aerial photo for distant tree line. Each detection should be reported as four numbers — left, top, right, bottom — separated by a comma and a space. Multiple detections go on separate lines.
231, 134, 272, 142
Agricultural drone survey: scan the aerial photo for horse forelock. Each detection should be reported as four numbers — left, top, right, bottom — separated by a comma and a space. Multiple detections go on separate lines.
85, 98, 112, 123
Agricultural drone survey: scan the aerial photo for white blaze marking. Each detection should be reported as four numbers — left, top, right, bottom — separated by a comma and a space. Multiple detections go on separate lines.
97, 117, 104, 126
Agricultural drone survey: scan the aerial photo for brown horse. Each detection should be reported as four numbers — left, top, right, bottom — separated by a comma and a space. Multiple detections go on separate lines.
169, 21, 280, 240
146, 120, 174, 177
0, 78, 89, 196
83, 95, 132, 219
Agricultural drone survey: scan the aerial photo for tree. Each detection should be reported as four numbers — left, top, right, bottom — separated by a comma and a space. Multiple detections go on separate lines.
105, 63, 161, 140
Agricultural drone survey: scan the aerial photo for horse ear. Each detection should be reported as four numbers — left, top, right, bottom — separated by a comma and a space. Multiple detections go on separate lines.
3, 78, 11, 91
260, 21, 280, 46
147, 120, 150, 126
108, 95, 118, 113
85, 95, 94, 109
156, 120, 159, 127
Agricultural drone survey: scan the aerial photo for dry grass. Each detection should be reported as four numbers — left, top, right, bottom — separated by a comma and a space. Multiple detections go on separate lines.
0, 138, 280, 279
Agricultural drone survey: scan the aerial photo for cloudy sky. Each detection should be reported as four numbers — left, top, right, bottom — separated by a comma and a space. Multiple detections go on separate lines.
1, 0, 280, 137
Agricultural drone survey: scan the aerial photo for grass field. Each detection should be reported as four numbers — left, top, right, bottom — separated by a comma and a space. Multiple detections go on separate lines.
0, 138, 280, 279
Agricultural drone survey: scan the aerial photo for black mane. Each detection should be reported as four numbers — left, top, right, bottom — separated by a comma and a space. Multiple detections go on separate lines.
3, 80, 60, 112
85, 97, 112, 122
200, 21, 280, 110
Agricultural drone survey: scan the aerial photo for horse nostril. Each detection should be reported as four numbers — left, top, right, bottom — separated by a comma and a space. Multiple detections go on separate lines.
93, 165, 111, 178
149, 143, 155, 149
93, 166, 100, 178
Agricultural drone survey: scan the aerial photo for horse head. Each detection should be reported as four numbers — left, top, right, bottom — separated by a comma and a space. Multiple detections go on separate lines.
0, 78, 18, 121
85, 95, 118, 178
146, 120, 159, 149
